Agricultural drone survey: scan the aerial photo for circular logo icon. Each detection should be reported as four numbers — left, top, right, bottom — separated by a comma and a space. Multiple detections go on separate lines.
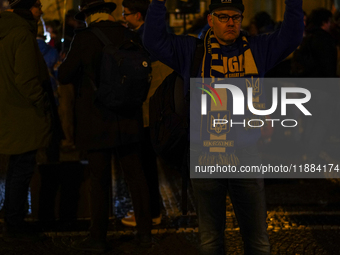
142, 61, 148, 68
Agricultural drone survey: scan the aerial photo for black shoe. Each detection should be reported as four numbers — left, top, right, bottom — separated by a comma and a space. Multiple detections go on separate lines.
71, 236, 109, 253
2, 223, 47, 242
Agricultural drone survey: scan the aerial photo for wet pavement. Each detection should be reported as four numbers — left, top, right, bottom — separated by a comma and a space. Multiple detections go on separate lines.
1, 146, 340, 254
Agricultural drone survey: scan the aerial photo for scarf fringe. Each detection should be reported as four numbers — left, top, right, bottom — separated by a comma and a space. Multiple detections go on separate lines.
198, 152, 240, 166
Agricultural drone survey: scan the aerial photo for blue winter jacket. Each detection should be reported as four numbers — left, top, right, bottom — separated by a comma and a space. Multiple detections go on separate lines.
143, 0, 304, 94
143, 0, 304, 149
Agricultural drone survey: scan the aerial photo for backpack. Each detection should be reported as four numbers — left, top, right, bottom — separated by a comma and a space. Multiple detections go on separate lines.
90, 27, 151, 113
149, 40, 204, 168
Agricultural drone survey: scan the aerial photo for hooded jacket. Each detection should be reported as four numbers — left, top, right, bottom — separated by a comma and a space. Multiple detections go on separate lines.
0, 10, 52, 154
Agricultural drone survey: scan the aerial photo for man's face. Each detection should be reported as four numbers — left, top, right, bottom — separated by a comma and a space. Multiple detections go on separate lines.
30, 0, 43, 22
207, 9, 243, 45
122, 7, 138, 30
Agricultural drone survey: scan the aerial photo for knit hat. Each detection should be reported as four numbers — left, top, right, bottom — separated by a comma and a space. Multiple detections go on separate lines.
75, 0, 116, 21
209, 0, 244, 13
8, 0, 37, 9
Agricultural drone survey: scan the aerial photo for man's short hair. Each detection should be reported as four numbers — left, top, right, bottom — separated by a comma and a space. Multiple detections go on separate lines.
122, 0, 150, 21
308, 8, 332, 28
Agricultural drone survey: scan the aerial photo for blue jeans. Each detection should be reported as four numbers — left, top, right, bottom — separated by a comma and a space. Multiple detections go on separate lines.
4, 150, 37, 227
191, 146, 270, 255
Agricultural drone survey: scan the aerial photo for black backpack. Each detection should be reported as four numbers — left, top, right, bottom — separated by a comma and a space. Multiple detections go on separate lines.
90, 27, 151, 113
149, 40, 204, 168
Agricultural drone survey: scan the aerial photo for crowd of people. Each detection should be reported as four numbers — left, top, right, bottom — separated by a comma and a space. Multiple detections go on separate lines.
0, 0, 339, 254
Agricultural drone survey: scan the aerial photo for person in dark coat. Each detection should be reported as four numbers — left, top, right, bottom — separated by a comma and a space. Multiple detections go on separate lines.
58, 0, 152, 252
292, 8, 338, 164
295, 8, 337, 78
120, 0, 168, 228
0, 0, 53, 241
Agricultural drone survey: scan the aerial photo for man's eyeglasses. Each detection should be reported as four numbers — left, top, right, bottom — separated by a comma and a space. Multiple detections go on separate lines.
212, 13, 243, 23
122, 12, 136, 18
32, 2, 42, 9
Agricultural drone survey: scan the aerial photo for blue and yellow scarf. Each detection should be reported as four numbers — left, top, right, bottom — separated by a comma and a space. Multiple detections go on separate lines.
198, 28, 263, 166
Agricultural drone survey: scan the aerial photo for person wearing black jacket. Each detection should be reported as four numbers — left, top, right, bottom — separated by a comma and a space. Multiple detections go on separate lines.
58, 0, 152, 252
294, 8, 337, 77
292, 8, 338, 164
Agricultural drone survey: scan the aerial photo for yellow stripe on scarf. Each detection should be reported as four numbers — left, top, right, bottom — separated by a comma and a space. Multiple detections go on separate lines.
199, 29, 260, 165
242, 37, 259, 75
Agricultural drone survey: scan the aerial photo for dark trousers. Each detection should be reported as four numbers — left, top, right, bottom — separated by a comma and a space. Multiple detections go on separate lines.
142, 128, 161, 218
4, 150, 37, 227
88, 143, 151, 240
